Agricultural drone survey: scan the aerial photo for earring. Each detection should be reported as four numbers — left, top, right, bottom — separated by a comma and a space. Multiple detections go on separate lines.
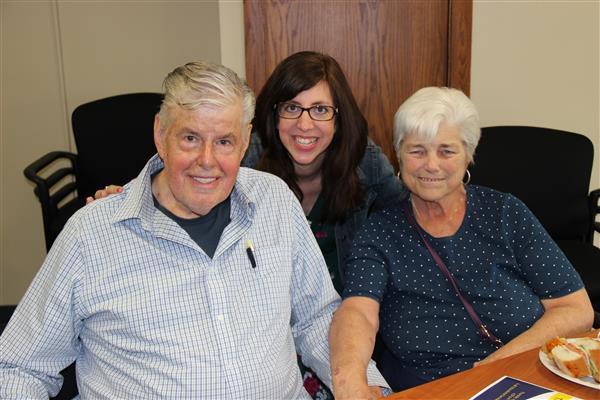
463, 169, 471, 185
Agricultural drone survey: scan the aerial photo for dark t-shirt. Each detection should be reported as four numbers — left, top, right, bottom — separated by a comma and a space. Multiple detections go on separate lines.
307, 194, 341, 294
154, 195, 231, 259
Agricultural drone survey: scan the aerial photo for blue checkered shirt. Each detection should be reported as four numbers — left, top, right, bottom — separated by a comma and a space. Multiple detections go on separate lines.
0, 155, 388, 399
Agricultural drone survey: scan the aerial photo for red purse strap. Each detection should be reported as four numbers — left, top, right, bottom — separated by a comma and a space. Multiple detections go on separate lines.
402, 199, 503, 348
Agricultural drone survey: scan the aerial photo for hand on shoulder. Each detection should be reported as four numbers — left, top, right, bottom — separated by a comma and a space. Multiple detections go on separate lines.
86, 184, 123, 204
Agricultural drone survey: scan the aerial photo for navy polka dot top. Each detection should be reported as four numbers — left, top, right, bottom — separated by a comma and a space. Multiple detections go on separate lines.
343, 185, 584, 382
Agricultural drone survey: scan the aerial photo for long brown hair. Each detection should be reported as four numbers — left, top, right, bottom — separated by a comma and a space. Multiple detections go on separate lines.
253, 51, 367, 223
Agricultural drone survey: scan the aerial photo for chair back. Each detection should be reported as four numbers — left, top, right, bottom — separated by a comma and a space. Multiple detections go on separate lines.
470, 126, 594, 241
71, 92, 163, 199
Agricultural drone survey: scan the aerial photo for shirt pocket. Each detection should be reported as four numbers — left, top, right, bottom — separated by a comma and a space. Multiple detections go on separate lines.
241, 243, 293, 311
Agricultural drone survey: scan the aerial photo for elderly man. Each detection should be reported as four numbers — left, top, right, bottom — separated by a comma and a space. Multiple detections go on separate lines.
0, 62, 388, 398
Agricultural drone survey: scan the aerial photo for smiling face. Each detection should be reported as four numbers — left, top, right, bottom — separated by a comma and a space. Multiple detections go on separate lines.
399, 122, 469, 205
277, 80, 336, 175
153, 103, 251, 218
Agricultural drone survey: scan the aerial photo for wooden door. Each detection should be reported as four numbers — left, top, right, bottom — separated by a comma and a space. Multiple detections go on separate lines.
244, 0, 472, 169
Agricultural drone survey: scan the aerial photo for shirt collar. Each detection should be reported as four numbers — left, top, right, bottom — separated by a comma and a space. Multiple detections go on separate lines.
111, 154, 163, 229
230, 167, 256, 224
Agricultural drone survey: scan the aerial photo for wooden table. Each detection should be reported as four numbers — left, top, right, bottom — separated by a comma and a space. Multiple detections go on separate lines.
389, 332, 600, 399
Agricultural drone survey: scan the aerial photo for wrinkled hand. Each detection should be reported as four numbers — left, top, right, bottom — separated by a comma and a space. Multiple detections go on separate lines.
86, 184, 123, 204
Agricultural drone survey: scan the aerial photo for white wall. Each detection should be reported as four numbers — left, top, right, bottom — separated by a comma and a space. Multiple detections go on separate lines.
1, 1, 69, 305
1, 0, 599, 304
218, 0, 245, 78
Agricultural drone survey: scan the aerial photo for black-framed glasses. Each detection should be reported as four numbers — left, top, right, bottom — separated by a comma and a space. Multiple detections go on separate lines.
275, 102, 338, 121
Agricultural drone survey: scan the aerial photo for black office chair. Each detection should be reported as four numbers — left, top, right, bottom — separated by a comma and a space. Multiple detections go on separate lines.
24, 93, 163, 251
0, 305, 16, 335
470, 126, 600, 312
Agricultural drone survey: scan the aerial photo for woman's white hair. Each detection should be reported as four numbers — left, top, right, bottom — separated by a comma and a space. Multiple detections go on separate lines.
157, 61, 255, 136
393, 87, 480, 163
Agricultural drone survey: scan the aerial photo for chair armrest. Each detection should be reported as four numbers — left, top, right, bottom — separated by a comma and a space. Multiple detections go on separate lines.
23, 151, 78, 203
24, 151, 77, 179
24, 151, 83, 251
589, 188, 600, 241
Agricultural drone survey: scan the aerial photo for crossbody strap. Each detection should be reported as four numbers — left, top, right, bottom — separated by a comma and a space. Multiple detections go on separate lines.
402, 199, 503, 348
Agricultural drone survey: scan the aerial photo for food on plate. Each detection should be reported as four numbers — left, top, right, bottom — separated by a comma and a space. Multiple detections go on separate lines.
542, 336, 600, 382
550, 343, 590, 378
571, 337, 600, 382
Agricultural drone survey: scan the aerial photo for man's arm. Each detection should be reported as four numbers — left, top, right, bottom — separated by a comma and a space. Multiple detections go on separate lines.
0, 220, 83, 398
329, 296, 381, 399
475, 288, 593, 366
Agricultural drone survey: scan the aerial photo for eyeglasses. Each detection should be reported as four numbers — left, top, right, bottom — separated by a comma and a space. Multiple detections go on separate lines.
275, 102, 338, 121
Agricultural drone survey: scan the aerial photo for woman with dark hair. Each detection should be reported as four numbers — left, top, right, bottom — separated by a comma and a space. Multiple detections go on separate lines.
250, 51, 368, 221
244, 51, 403, 296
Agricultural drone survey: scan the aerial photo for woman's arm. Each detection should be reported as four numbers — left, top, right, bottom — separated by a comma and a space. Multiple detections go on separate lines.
475, 287, 594, 366
475, 193, 595, 366
329, 296, 382, 399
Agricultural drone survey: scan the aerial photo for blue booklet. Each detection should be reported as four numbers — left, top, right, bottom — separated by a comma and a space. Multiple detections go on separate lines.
469, 376, 581, 400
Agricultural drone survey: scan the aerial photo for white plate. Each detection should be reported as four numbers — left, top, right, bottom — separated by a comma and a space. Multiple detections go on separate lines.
538, 346, 600, 390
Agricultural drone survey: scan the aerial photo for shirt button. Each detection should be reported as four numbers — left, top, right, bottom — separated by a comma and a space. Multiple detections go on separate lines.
216, 314, 225, 321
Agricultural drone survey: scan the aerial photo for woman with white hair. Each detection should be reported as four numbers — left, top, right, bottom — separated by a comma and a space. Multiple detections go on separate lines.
329, 87, 594, 396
